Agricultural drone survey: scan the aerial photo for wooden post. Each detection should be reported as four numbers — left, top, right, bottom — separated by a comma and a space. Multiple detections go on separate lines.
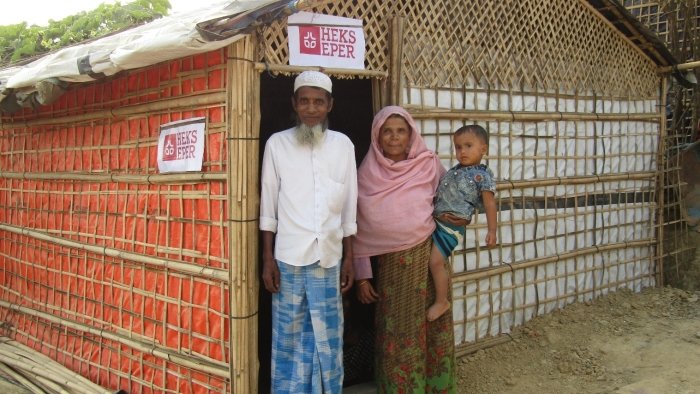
227, 34, 261, 393
656, 76, 668, 287
388, 15, 405, 106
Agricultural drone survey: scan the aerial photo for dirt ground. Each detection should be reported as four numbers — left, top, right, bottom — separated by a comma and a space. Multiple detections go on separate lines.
456, 285, 700, 394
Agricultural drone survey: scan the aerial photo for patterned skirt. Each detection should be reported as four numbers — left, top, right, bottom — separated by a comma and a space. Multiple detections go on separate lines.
374, 237, 456, 393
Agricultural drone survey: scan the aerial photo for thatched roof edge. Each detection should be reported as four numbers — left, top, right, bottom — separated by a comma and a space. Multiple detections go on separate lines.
587, 0, 679, 67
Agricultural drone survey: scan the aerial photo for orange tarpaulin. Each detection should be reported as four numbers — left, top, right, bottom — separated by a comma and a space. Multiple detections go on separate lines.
0, 50, 233, 393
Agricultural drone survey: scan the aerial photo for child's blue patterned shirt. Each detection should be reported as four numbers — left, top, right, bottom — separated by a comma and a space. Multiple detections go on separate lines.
433, 163, 496, 220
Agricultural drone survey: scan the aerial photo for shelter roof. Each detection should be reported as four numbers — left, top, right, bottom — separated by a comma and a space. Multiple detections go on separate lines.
0, 0, 682, 113
0, 0, 306, 113
586, 0, 678, 67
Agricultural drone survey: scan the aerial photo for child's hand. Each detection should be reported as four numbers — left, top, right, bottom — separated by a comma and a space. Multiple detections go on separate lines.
485, 231, 497, 248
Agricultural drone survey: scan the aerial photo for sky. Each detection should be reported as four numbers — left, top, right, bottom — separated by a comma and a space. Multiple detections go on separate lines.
0, 0, 219, 26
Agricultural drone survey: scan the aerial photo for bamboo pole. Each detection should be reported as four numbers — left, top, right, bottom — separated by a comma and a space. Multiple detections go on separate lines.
371, 78, 385, 114
0, 170, 634, 194
0, 364, 66, 394
656, 77, 668, 287
0, 223, 229, 281
2, 91, 226, 128
0, 171, 227, 184
388, 15, 405, 106
0, 301, 229, 378
494, 171, 655, 190
253, 63, 387, 78
228, 36, 260, 394
0, 362, 46, 394
452, 239, 655, 282
294, 0, 336, 9
658, 59, 700, 73
455, 334, 512, 358
0, 278, 226, 345
0, 339, 111, 393
0, 350, 95, 394
3, 356, 96, 393
406, 108, 662, 122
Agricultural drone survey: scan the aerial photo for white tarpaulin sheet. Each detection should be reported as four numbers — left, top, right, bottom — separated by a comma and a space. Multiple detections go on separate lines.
0, 0, 281, 92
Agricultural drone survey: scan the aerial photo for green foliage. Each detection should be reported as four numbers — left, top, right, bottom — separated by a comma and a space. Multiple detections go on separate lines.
0, 0, 171, 68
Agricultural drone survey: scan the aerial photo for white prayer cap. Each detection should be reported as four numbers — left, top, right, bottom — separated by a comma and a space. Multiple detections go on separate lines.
294, 71, 332, 94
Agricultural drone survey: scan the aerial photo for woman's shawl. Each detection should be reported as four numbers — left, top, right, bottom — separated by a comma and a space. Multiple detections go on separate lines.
353, 106, 445, 260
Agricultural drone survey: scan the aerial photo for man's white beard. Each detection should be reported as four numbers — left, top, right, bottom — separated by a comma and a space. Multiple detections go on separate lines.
295, 122, 326, 146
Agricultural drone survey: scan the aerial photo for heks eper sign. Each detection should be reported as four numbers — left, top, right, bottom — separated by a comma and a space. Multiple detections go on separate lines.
157, 117, 205, 173
162, 134, 177, 161
288, 12, 365, 70
298, 25, 357, 59
162, 131, 197, 161
299, 26, 322, 55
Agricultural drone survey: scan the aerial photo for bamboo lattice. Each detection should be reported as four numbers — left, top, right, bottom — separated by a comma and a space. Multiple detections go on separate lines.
624, 0, 700, 288
0, 0, 686, 392
261, 0, 663, 351
0, 48, 234, 393
261, 0, 658, 97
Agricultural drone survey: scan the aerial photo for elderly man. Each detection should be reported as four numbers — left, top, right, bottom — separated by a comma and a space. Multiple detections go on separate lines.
259, 71, 357, 393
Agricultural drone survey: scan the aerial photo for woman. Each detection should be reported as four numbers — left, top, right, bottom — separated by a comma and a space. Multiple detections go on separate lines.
353, 105, 459, 393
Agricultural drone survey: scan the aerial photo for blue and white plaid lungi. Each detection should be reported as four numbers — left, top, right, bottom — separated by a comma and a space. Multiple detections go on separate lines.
271, 260, 343, 394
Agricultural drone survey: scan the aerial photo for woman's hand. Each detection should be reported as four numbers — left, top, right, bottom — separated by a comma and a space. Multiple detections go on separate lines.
356, 280, 379, 304
437, 212, 469, 226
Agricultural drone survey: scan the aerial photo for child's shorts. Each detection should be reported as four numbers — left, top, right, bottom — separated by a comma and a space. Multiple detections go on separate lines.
432, 220, 466, 259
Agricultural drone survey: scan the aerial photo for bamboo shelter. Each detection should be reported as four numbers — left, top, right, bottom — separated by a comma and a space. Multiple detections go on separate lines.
624, 0, 700, 288
0, 0, 686, 393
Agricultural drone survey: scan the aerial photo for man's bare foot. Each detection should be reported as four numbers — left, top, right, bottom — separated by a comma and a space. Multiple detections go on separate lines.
427, 300, 450, 321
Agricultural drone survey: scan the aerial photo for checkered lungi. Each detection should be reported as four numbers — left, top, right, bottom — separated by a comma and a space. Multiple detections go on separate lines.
271, 260, 343, 394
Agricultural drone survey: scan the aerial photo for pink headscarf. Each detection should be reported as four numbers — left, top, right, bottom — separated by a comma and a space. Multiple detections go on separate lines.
353, 106, 446, 258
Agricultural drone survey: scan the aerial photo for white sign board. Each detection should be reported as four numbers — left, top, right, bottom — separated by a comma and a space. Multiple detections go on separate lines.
157, 117, 206, 173
287, 12, 365, 69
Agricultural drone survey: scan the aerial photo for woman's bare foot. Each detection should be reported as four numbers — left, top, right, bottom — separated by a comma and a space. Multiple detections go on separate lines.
427, 300, 450, 321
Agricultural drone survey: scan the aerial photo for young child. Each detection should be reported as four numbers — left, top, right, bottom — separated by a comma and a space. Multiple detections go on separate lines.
428, 124, 498, 321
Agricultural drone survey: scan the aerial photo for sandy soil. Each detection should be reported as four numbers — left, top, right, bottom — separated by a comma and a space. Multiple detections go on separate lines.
457, 228, 700, 394
345, 228, 700, 394
456, 286, 700, 394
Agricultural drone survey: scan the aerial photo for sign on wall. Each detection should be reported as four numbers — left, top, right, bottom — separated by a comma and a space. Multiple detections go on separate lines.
157, 117, 206, 173
287, 11, 365, 70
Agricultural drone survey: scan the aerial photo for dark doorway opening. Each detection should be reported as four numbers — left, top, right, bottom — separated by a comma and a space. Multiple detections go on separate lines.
257, 72, 375, 392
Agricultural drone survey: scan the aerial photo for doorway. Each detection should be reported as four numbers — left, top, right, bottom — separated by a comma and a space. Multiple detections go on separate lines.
257, 72, 375, 392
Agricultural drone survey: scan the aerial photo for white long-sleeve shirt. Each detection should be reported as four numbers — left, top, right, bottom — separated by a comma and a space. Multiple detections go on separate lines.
259, 128, 358, 268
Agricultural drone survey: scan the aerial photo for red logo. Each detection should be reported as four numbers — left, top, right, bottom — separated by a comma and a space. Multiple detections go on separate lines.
163, 134, 177, 161
299, 26, 321, 55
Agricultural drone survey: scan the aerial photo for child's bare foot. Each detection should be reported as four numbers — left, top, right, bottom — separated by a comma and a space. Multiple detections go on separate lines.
427, 300, 450, 321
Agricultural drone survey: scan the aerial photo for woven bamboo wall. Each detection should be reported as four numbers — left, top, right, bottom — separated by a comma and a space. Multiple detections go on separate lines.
261, 0, 662, 351
0, 48, 235, 393
0, 0, 670, 391
625, 0, 700, 54
625, 0, 698, 142
624, 0, 699, 287
625, 1, 668, 41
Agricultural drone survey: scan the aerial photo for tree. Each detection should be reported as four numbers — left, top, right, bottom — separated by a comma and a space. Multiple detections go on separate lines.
0, 0, 171, 67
